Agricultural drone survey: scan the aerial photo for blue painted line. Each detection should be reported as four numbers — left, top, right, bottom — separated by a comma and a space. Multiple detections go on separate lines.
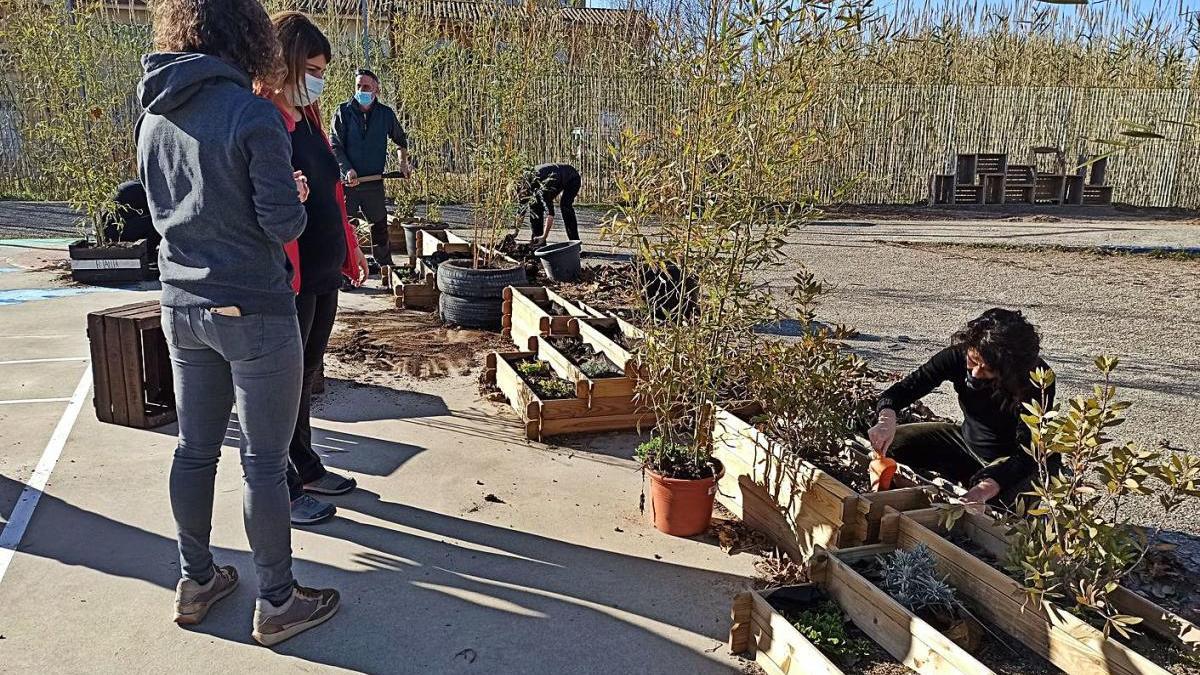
0, 238, 75, 251
0, 287, 115, 305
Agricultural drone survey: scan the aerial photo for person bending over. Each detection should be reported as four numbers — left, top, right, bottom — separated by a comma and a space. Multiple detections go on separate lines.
868, 308, 1054, 507
516, 163, 581, 245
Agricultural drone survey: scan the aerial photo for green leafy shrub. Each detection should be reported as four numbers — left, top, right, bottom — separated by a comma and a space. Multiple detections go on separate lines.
1006, 357, 1200, 637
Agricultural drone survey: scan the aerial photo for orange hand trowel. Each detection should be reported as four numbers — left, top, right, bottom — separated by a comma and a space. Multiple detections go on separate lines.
869, 454, 897, 492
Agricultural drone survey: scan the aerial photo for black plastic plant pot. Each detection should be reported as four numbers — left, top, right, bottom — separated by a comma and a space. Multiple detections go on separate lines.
68, 239, 152, 284
534, 240, 582, 282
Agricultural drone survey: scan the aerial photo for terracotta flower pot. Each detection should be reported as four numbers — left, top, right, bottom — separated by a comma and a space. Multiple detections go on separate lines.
646, 460, 725, 537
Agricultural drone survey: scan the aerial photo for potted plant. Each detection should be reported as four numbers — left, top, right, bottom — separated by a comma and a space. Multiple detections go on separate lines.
605, 0, 865, 537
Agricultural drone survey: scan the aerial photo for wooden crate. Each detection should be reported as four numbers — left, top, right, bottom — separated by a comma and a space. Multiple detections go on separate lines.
730, 552, 997, 674
930, 173, 956, 205
953, 184, 984, 205
899, 507, 1200, 654
86, 300, 176, 429
710, 405, 932, 561
881, 508, 1173, 675
981, 173, 1006, 204
501, 286, 593, 349
483, 351, 653, 440
390, 268, 439, 311
1083, 184, 1114, 206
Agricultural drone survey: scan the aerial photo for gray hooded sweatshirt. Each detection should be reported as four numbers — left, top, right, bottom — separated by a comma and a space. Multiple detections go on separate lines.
137, 53, 306, 315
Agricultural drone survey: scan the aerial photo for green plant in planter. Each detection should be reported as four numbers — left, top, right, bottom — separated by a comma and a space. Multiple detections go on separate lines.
787, 600, 872, 667
879, 544, 965, 617
606, 0, 869, 482
1006, 357, 1200, 638
744, 272, 876, 477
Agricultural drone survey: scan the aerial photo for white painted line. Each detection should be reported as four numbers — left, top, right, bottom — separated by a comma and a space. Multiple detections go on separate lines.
0, 366, 92, 586
0, 335, 71, 339
0, 398, 74, 405
0, 357, 89, 366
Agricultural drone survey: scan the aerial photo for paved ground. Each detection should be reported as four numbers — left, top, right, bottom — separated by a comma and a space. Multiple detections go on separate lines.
0, 239, 760, 673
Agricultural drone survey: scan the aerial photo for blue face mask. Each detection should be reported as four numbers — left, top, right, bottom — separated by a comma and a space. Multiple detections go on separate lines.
355, 91, 374, 107
288, 73, 325, 108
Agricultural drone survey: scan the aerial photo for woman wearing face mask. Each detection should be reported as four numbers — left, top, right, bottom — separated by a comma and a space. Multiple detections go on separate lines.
266, 12, 369, 525
868, 308, 1054, 507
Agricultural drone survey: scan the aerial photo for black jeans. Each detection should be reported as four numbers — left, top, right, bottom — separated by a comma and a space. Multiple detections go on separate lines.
286, 290, 339, 500
529, 173, 581, 241
889, 422, 983, 487
344, 183, 390, 266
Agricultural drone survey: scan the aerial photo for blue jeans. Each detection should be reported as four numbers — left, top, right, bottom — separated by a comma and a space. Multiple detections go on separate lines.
161, 306, 303, 604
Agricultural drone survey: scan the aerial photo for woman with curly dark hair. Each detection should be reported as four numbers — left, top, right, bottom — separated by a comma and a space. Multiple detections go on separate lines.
868, 308, 1054, 506
137, 0, 338, 647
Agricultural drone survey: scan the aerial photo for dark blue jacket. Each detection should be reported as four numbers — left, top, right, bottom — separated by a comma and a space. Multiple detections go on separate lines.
329, 99, 408, 178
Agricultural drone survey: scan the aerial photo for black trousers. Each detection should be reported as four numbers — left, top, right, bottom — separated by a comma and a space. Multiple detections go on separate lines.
889, 423, 981, 487
529, 173, 581, 241
287, 290, 339, 500
344, 183, 390, 266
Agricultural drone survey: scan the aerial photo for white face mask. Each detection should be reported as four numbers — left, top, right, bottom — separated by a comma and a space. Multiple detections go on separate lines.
288, 73, 325, 107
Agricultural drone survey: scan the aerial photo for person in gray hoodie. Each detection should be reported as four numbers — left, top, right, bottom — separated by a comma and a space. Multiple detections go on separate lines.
137, 0, 338, 647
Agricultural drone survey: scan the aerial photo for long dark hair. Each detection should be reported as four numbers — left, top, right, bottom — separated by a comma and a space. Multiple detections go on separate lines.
271, 11, 332, 119
152, 0, 282, 85
951, 308, 1042, 410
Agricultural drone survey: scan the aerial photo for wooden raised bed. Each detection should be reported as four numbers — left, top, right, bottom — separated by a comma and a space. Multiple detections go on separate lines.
880, 508, 1173, 675
416, 228, 472, 258
389, 267, 438, 311
731, 549, 997, 674
710, 404, 932, 561
898, 507, 1200, 656
483, 351, 654, 441
69, 239, 153, 284
531, 334, 636, 405
501, 286, 593, 350
566, 315, 645, 380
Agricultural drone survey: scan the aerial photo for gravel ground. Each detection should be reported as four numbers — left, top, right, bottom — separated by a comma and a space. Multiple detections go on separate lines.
768, 238, 1200, 534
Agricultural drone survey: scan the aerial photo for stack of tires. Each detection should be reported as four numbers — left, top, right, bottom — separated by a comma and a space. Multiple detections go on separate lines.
436, 259, 528, 330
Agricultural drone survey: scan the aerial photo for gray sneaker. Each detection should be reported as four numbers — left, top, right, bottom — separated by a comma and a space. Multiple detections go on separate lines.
304, 472, 357, 496
174, 565, 238, 626
252, 585, 340, 647
291, 494, 336, 525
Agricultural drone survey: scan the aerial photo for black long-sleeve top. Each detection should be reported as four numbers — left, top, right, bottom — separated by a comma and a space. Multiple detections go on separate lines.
876, 345, 1055, 489
522, 163, 579, 217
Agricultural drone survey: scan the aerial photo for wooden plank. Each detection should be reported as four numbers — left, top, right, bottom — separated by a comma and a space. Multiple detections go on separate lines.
491, 352, 540, 424
117, 318, 147, 428
730, 592, 755, 654
538, 411, 652, 437
141, 326, 172, 408
852, 487, 934, 546
893, 513, 1170, 675
87, 311, 113, 423
822, 551, 996, 675
102, 314, 130, 427
575, 317, 639, 379
539, 394, 644, 420
532, 337, 590, 400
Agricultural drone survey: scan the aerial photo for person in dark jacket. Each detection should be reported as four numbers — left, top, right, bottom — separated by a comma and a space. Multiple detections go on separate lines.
137, 0, 338, 647
516, 163, 581, 244
868, 308, 1054, 507
329, 68, 409, 269
269, 11, 367, 527
102, 180, 160, 248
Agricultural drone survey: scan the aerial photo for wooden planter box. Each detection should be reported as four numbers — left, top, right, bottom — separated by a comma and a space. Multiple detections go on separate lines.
389, 267, 439, 311
899, 507, 1200, 655
86, 300, 175, 429
880, 508, 1174, 675
483, 351, 653, 441
731, 550, 996, 674
710, 404, 932, 561
566, 316, 645, 380
416, 228, 472, 258
69, 239, 152, 284
501, 286, 593, 350
531, 334, 636, 404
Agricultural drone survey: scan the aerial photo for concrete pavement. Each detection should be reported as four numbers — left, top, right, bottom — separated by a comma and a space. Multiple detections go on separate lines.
0, 240, 759, 674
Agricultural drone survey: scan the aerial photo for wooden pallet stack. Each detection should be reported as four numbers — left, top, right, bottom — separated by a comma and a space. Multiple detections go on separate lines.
930, 148, 1114, 207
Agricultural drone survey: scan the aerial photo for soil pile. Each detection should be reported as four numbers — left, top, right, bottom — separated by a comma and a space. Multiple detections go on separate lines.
327, 309, 506, 380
